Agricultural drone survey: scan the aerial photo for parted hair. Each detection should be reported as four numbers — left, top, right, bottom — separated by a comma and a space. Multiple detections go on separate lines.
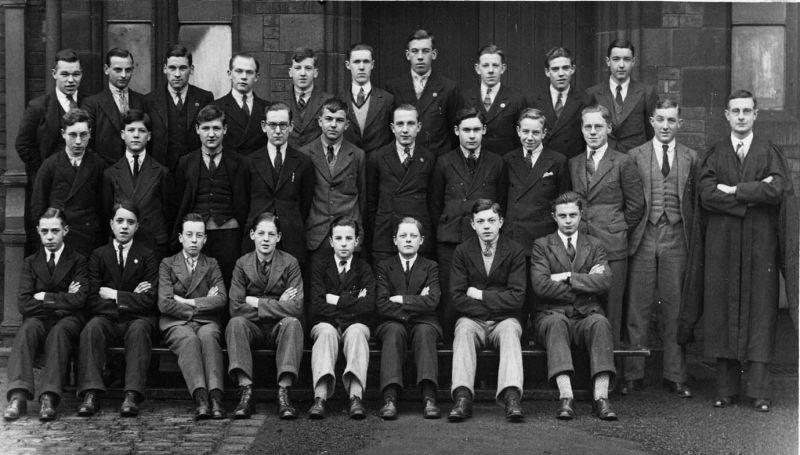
394, 216, 424, 237
407, 29, 435, 49
544, 47, 574, 67
550, 191, 584, 213
454, 106, 485, 128
110, 200, 140, 221
581, 104, 613, 126
321, 97, 349, 117
121, 109, 152, 130
652, 98, 681, 116
63, 108, 92, 129
727, 89, 757, 110
39, 207, 69, 227
250, 211, 282, 234
266, 101, 293, 122
181, 213, 205, 231
607, 38, 635, 57
292, 47, 318, 66
229, 52, 260, 73
477, 44, 505, 63
195, 104, 227, 127
106, 47, 133, 66
393, 104, 419, 121
472, 198, 502, 216
348, 43, 374, 60
329, 216, 360, 239
54, 48, 80, 67
517, 108, 546, 127
164, 44, 192, 66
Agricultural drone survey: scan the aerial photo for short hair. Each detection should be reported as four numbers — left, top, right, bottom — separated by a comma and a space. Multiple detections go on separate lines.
652, 98, 681, 116
329, 216, 360, 239
407, 29, 435, 49
195, 104, 227, 127
121, 109, 152, 130
250, 211, 281, 233
517, 108, 546, 127
551, 191, 584, 213
320, 98, 349, 117
39, 207, 68, 227
348, 43, 374, 60
544, 47, 574, 67
54, 48, 80, 67
266, 101, 293, 122
229, 52, 260, 73
291, 47, 318, 66
454, 107, 485, 127
63, 108, 92, 129
181, 213, 205, 231
164, 44, 192, 66
607, 38, 635, 58
393, 104, 419, 121
581, 104, 613, 126
394, 216, 424, 237
105, 47, 133, 66
110, 200, 140, 221
727, 89, 758, 110
472, 198, 502, 216
477, 44, 505, 64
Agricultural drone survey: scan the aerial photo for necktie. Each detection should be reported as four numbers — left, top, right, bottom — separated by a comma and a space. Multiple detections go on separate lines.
356, 87, 366, 108
326, 145, 335, 164
402, 146, 412, 169
483, 86, 493, 111
525, 149, 533, 168
614, 85, 623, 115
661, 144, 670, 178
554, 92, 564, 118
297, 91, 306, 110
404, 260, 411, 286
467, 151, 477, 173
175, 93, 184, 111
207, 154, 217, 174
187, 257, 196, 275
483, 242, 493, 258
566, 237, 576, 262
586, 150, 596, 176
71, 158, 80, 169
132, 153, 140, 179
260, 260, 270, 281
274, 149, 283, 173
47, 252, 56, 275
66, 94, 78, 110
736, 141, 745, 163
339, 260, 348, 280
117, 89, 129, 113
415, 76, 427, 99
118, 243, 125, 272
242, 93, 250, 117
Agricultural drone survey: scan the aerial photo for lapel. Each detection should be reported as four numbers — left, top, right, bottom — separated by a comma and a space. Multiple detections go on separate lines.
221, 93, 249, 132
251, 148, 276, 189
552, 90, 581, 134
265, 251, 288, 292
536, 93, 558, 132
184, 86, 207, 130
51, 247, 76, 284
121, 241, 145, 284
186, 254, 210, 296
406, 256, 429, 292
150, 86, 170, 130
241, 252, 267, 289
589, 150, 615, 192
618, 81, 644, 127
485, 84, 510, 124
295, 88, 322, 132
594, 85, 617, 122
32, 249, 53, 282
570, 155, 589, 195
547, 233, 573, 272
331, 142, 355, 179
68, 151, 99, 201
276, 147, 301, 191
112, 157, 136, 198
508, 150, 532, 197
522, 150, 555, 196
325, 255, 346, 287
416, 73, 444, 115
465, 239, 489, 278
676, 144, 691, 202
309, 141, 333, 181
639, 144, 654, 206
487, 238, 512, 277
44, 93, 62, 141
170, 253, 192, 290
130, 156, 160, 201
98, 88, 124, 132
102, 242, 124, 284
572, 233, 592, 272
382, 146, 407, 182
466, 152, 491, 195
448, 151, 472, 187
363, 88, 387, 133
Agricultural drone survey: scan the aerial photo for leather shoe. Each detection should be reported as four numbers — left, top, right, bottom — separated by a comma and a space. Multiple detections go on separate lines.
504, 390, 524, 422
349, 396, 367, 420
753, 398, 771, 412
619, 379, 642, 395
447, 396, 473, 422
233, 385, 254, 419
423, 397, 441, 419
713, 396, 737, 408
120, 391, 140, 417
77, 391, 100, 417
556, 398, 575, 420
379, 396, 398, 420
39, 393, 57, 422
663, 380, 692, 398
194, 389, 211, 420
308, 397, 327, 419
209, 390, 225, 419
277, 387, 298, 420
4, 391, 28, 421
592, 398, 618, 421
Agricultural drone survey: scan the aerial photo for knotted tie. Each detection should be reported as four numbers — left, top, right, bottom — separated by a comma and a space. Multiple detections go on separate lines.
483, 86, 493, 111
735, 141, 745, 163
207, 153, 217, 174
242, 93, 250, 117
356, 87, 366, 108
339, 260, 348, 281
297, 91, 307, 110
467, 151, 477, 174
586, 149, 596, 176
118, 244, 125, 273
47, 252, 56, 275
116, 89, 129, 113
402, 146, 412, 169
661, 144, 670, 178
274, 149, 283, 174
132, 153, 140, 179
614, 85, 623, 115
326, 145, 335, 165
66, 94, 78, 110
566, 237, 576, 262
554, 92, 564, 118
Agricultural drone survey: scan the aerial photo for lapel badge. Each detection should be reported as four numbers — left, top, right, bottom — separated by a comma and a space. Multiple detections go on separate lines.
500, 103, 506, 109
133, 258, 139, 264
420, 157, 425, 162
432, 92, 438, 98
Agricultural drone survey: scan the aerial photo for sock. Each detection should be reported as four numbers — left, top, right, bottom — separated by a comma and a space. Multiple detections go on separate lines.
420, 380, 436, 401
278, 373, 293, 388
314, 382, 328, 400
236, 372, 253, 387
503, 387, 520, 401
349, 379, 363, 399
556, 374, 573, 399
594, 373, 610, 400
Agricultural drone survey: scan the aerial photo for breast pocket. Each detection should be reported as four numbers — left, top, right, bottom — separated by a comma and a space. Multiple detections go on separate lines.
340, 171, 358, 195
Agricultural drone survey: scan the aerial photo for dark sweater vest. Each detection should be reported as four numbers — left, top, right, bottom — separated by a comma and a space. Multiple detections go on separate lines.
648, 155, 681, 225
193, 157, 235, 225
166, 90, 189, 160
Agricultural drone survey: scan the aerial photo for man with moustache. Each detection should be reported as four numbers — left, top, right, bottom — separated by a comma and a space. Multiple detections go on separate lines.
288, 48, 333, 150
215, 53, 269, 156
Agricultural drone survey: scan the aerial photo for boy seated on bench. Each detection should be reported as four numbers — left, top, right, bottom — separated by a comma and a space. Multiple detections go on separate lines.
530, 191, 617, 421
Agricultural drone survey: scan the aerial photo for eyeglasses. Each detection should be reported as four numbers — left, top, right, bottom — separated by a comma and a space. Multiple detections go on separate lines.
265, 122, 291, 131
66, 132, 90, 140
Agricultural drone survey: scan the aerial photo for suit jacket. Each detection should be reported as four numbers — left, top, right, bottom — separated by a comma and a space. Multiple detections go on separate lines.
158, 252, 226, 331
301, 139, 367, 250
102, 154, 174, 247
31, 150, 107, 257
16, 91, 86, 173
430, 148, 507, 244
18, 246, 89, 320
384, 71, 461, 156
586, 80, 658, 153
627, 141, 699, 255
530, 232, 612, 317
143, 84, 214, 172
366, 143, 436, 254
569, 147, 645, 260
214, 91, 269, 156
86, 240, 159, 326
245, 145, 315, 262
375, 254, 441, 329
340, 86, 394, 154
450, 236, 526, 321
173, 149, 250, 241
529, 88, 587, 159
310, 254, 375, 329
81, 87, 145, 166
502, 147, 571, 252
461, 84, 527, 155
288, 86, 333, 150
228, 250, 304, 324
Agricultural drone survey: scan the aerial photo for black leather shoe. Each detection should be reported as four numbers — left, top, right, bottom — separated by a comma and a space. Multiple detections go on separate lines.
77, 391, 100, 417
504, 390, 524, 422
39, 393, 57, 422
233, 385, 254, 419
349, 396, 367, 420
120, 391, 140, 417
753, 398, 771, 412
619, 379, 642, 395
379, 396, 398, 420
713, 396, 737, 408
277, 387, 298, 420
592, 398, 618, 421
4, 392, 28, 421
308, 397, 327, 419
209, 390, 225, 419
447, 396, 473, 422
194, 389, 211, 420
423, 397, 441, 419
556, 398, 575, 420
663, 380, 692, 398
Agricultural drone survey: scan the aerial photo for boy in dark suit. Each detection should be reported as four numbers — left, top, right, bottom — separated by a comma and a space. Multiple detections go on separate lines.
530, 191, 617, 421
214, 53, 268, 156
226, 212, 305, 420
4, 208, 88, 422
375, 217, 442, 420
308, 217, 375, 420
158, 213, 227, 420
287, 48, 333, 150
77, 201, 159, 417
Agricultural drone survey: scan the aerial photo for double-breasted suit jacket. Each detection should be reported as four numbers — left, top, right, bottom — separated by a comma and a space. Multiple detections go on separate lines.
228, 250, 305, 324
288, 87, 333, 150
310, 255, 376, 330
529, 89, 587, 159
31, 150, 107, 258
214, 92, 269, 156
375, 255, 441, 331
340, 87, 394, 155
384, 72, 461, 156
19, 246, 89, 321
366, 143, 436, 254
462, 85, 528, 155
16, 91, 86, 175
586, 80, 658, 153
245, 146, 315, 262
157, 252, 227, 332
81, 87, 145, 166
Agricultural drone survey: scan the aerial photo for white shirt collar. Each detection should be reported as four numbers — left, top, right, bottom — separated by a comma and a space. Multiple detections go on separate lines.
231, 89, 253, 108
170, 84, 188, 103
550, 85, 570, 105
55, 89, 78, 112
587, 143, 609, 162
295, 85, 313, 100
460, 146, 481, 160
45, 243, 66, 264
65, 149, 84, 166
481, 82, 500, 102
126, 150, 146, 163
351, 81, 372, 99
267, 142, 286, 163
112, 239, 133, 262
399, 254, 418, 270
411, 69, 431, 82
109, 82, 128, 95
320, 136, 342, 156
336, 256, 353, 273
557, 230, 578, 251
396, 141, 415, 160
523, 144, 543, 167
609, 77, 630, 99
731, 132, 754, 153
652, 138, 676, 168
